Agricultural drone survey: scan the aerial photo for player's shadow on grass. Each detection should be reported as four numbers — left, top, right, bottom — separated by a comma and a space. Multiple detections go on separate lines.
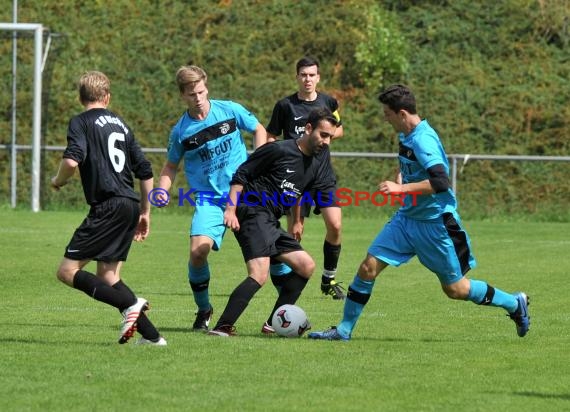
142, 291, 232, 298
514, 391, 570, 401
158, 326, 196, 333
0, 336, 113, 347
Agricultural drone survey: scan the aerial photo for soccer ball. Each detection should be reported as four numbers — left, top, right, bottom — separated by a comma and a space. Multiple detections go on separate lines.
271, 304, 311, 338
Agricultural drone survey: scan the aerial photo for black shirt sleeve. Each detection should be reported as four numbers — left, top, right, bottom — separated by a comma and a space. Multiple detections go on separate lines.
127, 133, 153, 180
63, 117, 87, 163
266, 100, 286, 137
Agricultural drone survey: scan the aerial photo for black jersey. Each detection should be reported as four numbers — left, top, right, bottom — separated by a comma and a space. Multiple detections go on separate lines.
63, 108, 153, 205
230, 139, 336, 218
266, 92, 341, 140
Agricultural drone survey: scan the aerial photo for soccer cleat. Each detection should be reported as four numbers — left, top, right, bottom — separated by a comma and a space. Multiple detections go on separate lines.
135, 336, 168, 346
261, 321, 275, 335
207, 324, 237, 337
321, 280, 346, 300
509, 292, 530, 337
192, 306, 213, 332
118, 297, 149, 344
308, 326, 350, 341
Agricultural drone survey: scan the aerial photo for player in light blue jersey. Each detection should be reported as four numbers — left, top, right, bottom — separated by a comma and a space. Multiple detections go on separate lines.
309, 84, 530, 341
157, 65, 266, 331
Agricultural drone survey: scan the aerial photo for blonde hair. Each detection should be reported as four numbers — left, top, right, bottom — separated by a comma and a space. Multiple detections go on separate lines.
78, 71, 110, 104
175, 65, 207, 93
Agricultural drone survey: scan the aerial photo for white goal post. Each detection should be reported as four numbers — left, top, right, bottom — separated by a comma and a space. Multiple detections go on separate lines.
0, 22, 43, 212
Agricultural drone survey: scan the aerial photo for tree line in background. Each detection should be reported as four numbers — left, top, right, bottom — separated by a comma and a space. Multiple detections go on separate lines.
1, 0, 568, 220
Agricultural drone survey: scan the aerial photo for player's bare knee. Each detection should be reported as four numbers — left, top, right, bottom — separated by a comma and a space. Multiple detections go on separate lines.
325, 217, 342, 236
442, 283, 469, 300
297, 258, 315, 278
56, 267, 75, 286
249, 272, 268, 286
358, 260, 376, 281
190, 248, 210, 266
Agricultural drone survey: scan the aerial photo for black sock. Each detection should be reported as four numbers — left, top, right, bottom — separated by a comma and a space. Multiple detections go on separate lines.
112, 280, 160, 341
270, 272, 292, 295
265, 273, 292, 324
73, 270, 134, 310
267, 272, 308, 325
322, 240, 341, 284
214, 277, 261, 328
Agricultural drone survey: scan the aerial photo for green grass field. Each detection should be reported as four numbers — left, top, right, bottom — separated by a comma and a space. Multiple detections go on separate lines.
0, 209, 568, 411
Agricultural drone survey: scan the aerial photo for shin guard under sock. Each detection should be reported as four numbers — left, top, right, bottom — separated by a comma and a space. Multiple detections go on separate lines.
189, 263, 211, 311
338, 275, 374, 337
322, 240, 341, 284
467, 279, 517, 313
73, 270, 133, 309
267, 272, 308, 325
215, 277, 262, 328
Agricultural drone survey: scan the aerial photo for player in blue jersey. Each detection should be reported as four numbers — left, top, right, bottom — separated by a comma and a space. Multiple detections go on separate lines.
309, 84, 530, 341
157, 65, 266, 332
265, 56, 346, 310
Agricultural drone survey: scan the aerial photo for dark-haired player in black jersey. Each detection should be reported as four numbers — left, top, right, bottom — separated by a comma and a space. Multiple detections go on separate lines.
51, 71, 166, 345
208, 107, 339, 336
266, 56, 345, 305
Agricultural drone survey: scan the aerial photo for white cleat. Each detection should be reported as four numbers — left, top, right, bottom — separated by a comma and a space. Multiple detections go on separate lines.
118, 297, 148, 344
135, 336, 167, 346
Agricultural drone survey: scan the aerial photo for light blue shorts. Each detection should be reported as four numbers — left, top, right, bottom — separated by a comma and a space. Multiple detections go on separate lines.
190, 203, 227, 251
368, 211, 476, 285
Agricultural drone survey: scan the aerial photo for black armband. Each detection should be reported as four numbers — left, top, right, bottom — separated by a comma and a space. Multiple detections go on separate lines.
427, 164, 450, 193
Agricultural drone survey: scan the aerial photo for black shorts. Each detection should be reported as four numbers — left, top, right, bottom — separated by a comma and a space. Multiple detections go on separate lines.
234, 206, 303, 262
64, 197, 140, 262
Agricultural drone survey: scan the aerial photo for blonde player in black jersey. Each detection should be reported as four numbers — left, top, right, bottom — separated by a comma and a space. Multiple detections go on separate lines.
51, 71, 165, 345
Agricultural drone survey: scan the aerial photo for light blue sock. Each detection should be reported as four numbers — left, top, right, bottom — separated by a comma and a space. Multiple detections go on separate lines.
467, 279, 517, 313
337, 275, 374, 338
189, 263, 211, 311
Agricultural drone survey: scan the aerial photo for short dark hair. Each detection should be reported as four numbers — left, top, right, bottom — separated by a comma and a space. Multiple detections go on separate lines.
296, 56, 320, 74
307, 107, 338, 130
378, 84, 417, 114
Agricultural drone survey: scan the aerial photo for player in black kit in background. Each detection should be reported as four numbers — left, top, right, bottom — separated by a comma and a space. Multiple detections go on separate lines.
51, 71, 166, 345
208, 107, 339, 336
266, 56, 345, 303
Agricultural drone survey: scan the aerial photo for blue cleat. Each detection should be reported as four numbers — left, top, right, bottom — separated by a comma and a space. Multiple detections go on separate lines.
308, 326, 350, 341
509, 292, 530, 337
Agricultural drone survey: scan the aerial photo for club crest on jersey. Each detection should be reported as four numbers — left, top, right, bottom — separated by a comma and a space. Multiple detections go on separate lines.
219, 122, 231, 135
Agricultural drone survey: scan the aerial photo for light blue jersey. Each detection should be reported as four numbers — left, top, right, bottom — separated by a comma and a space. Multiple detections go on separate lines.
398, 120, 456, 220
168, 99, 259, 248
167, 99, 259, 197
369, 119, 476, 283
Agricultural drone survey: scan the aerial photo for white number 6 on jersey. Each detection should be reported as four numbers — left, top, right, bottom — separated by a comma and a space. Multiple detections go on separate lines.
108, 132, 126, 173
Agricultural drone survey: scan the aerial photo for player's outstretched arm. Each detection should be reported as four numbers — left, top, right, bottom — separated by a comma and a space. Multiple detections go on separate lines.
156, 161, 178, 207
